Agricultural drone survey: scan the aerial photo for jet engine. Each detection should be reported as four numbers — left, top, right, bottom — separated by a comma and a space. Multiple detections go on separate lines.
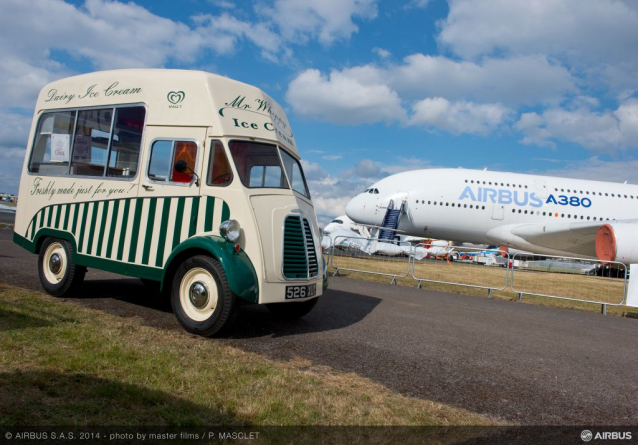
596, 223, 638, 264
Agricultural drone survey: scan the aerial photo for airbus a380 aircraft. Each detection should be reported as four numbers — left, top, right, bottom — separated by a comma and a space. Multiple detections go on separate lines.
345, 168, 638, 265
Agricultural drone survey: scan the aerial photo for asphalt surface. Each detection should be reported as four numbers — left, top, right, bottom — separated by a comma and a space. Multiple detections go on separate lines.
1, 230, 637, 425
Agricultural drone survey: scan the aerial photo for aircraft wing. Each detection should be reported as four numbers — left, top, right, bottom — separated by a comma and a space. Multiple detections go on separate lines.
485, 221, 607, 257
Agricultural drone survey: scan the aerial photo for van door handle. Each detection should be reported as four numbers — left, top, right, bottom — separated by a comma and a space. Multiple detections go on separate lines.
142, 184, 154, 191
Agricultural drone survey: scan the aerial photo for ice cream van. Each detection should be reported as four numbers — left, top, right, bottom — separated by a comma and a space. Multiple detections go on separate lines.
13, 69, 327, 336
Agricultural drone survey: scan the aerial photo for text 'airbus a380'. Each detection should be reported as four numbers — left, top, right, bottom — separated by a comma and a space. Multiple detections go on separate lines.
345, 168, 638, 265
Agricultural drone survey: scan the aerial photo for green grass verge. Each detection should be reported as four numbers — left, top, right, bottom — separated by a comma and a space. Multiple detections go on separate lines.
0, 284, 497, 427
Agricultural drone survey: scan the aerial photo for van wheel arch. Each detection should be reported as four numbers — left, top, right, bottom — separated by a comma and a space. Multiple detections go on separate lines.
162, 247, 218, 292
34, 231, 76, 255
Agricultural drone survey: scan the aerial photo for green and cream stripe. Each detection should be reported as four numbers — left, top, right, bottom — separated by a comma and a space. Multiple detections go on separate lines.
25, 196, 230, 269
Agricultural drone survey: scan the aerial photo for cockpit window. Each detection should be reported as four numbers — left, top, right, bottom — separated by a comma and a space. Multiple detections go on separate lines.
374, 188, 379, 194
332, 219, 343, 224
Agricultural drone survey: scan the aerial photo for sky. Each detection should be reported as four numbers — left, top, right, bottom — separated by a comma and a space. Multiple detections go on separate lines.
1, 0, 638, 226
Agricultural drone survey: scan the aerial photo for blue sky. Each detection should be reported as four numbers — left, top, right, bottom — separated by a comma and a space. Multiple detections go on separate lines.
1, 0, 638, 225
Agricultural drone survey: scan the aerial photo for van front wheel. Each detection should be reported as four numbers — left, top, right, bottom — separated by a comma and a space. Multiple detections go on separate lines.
38, 237, 85, 297
171, 256, 236, 337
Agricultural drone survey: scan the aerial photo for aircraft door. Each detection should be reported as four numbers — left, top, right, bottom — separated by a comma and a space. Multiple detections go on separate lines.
491, 203, 504, 220
534, 180, 548, 199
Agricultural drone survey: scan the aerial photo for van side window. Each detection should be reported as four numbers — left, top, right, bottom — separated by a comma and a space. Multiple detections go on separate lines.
148, 140, 198, 184
70, 108, 113, 177
207, 140, 233, 186
28, 105, 144, 179
172, 142, 197, 183
28, 110, 76, 174
107, 106, 145, 178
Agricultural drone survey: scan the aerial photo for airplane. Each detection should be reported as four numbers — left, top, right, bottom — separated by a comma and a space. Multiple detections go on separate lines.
322, 215, 459, 261
345, 168, 638, 265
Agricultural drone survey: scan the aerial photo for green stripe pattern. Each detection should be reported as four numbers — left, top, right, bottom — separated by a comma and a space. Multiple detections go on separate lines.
24, 196, 230, 269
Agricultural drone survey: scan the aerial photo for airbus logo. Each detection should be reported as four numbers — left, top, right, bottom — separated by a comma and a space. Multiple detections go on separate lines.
459, 186, 594, 208
580, 430, 632, 441
459, 186, 543, 208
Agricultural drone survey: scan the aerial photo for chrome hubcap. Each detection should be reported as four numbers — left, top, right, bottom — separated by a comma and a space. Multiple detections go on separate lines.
189, 282, 209, 309
49, 253, 62, 274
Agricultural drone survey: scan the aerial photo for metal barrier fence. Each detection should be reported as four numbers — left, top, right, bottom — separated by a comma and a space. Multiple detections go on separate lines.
412, 246, 510, 296
330, 236, 411, 284
510, 253, 627, 314
0, 209, 15, 229
324, 235, 632, 314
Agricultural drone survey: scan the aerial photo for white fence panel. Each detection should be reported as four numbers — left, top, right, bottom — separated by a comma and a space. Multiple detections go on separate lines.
411, 246, 510, 292
330, 236, 411, 284
0, 209, 15, 229
510, 253, 627, 311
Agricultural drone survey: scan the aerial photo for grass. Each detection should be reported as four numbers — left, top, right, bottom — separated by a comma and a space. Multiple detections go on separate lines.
0, 283, 497, 427
327, 254, 638, 318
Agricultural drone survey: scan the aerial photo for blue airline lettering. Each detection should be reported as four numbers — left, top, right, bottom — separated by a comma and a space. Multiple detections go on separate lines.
545, 194, 592, 208
498, 189, 512, 204
459, 187, 477, 201
458, 186, 594, 208
484, 188, 497, 203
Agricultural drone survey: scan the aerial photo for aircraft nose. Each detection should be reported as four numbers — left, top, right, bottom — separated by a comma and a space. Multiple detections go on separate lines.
345, 195, 367, 223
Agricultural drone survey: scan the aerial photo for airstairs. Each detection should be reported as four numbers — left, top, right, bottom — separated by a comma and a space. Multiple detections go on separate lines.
378, 199, 405, 241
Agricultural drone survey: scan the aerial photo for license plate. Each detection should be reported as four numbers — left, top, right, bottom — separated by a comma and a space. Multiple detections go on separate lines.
285, 284, 316, 300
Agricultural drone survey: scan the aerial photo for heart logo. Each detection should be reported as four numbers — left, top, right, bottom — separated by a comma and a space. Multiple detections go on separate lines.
167, 91, 185, 104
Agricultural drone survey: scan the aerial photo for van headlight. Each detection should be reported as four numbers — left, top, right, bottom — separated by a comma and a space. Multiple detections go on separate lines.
220, 219, 241, 242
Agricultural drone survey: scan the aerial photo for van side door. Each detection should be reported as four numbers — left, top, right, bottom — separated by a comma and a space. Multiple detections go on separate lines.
131, 126, 208, 269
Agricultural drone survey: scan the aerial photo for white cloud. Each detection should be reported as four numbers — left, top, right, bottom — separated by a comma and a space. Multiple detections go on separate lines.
516, 98, 638, 150
208, 0, 235, 8
391, 54, 576, 106
0, 112, 34, 148
405, 0, 431, 8
0, 0, 272, 107
541, 157, 638, 184
0, 0, 378, 110
0, 146, 27, 195
322, 154, 343, 160
260, 0, 378, 45
284, 53, 574, 131
285, 68, 406, 124
353, 159, 382, 178
306, 156, 435, 226
372, 47, 391, 59
410, 98, 513, 135
305, 174, 368, 226
438, 0, 638, 93
300, 159, 328, 181
439, 0, 638, 61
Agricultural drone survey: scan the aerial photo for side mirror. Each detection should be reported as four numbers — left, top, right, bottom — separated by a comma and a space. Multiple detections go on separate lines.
174, 159, 188, 173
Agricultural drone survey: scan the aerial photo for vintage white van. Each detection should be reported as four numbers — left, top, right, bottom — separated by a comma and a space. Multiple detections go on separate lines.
13, 69, 327, 336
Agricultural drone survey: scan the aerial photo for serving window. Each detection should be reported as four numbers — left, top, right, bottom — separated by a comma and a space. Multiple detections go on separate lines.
28, 105, 145, 179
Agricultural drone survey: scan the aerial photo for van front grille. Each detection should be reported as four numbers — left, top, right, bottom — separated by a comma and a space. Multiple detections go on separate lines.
303, 218, 319, 277
283, 215, 318, 280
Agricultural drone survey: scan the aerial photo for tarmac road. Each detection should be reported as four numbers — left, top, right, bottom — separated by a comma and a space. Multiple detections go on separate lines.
1, 230, 637, 425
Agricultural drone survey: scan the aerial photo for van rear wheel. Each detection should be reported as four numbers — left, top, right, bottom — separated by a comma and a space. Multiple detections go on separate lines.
38, 237, 85, 297
171, 255, 236, 337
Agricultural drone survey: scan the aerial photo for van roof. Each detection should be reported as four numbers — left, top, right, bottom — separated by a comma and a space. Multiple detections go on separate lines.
36, 69, 297, 154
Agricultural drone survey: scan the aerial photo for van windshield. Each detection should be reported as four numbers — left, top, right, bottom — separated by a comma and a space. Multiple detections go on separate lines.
228, 141, 311, 198
229, 141, 289, 189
